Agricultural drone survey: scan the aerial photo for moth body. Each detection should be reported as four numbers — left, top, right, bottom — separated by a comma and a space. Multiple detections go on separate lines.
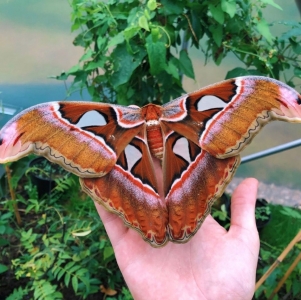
143, 104, 164, 160
146, 124, 164, 160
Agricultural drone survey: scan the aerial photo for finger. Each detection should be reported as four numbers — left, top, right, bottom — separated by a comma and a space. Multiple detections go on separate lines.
230, 178, 258, 232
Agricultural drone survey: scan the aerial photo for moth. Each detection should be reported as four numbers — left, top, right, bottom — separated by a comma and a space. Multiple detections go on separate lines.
1, 76, 301, 247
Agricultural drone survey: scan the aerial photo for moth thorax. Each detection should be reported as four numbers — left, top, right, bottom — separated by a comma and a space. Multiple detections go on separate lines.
146, 120, 163, 160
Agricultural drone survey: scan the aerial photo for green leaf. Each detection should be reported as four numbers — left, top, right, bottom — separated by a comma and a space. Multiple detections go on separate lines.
6, 287, 28, 300
179, 50, 194, 79
123, 26, 140, 41
260, 248, 272, 260
256, 18, 274, 44
221, 0, 236, 18
144, 8, 151, 20
73, 31, 93, 47
225, 67, 263, 79
293, 278, 301, 296
84, 59, 105, 71
79, 49, 94, 62
69, 265, 82, 273
294, 67, 301, 78
107, 32, 125, 48
138, 15, 150, 31
166, 60, 180, 80
146, 36, 167, 75
10, 158, 32, 189
0, 237, 9, 246
280, 26, 301, 41
76, 268, 88, 276
97, 36, 107, 51
72, 276, 78, 293
209, 3, 224, 25
111, 44, 144, 87
286, 278, 292, 293
151, 26, 161, 43
226, 67, 249, 78
57, 269, 65, 280
160, 0, 183, 15
54, 71, 69, 81
21, 228, 33, 239
67, 64, 81, 75
147, 0, 157, 11
262, 0, 282, 10
210, 24, 223, 46
103, 246, 115, 261
292, 39, 301, 55
0, 263, 8, 274
127, 7, 140, 25
71, 17, 83, 31
64, 272, 71, 287
191, 10, 204, 42
71, 229, 92, 237
0, 212, 13, 220
0, 225, 6, 234
65, 261, 76, 270
280, 206, 301, 219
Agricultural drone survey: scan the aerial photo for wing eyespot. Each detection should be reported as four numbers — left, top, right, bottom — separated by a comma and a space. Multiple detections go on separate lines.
196, 95, 227, 112
75, 110, 108, 128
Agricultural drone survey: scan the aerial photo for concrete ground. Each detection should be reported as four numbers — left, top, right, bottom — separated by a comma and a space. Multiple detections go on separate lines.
226, 178, 301, 209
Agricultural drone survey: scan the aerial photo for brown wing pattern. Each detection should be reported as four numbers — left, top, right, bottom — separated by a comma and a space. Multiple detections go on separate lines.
162, 76, 301, 159
162, 131, 240, 242
199, 77, 301, 157
0, 102, 144, 177
166, 151, 240, 242
81, 135, 168, 247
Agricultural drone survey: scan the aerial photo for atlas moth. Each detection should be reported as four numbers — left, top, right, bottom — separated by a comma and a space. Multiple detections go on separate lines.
1, 76, 301, 247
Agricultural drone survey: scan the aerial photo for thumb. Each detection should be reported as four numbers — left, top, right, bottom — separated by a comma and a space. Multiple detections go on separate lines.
230, 178, 259, 233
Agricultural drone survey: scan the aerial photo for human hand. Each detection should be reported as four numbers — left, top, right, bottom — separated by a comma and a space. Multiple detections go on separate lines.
95, 175, 259, 300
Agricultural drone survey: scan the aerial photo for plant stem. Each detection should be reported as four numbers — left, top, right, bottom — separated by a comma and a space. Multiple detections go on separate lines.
5, 165, 22, 225
268, 250, 301, 300
255, 230, 301, 291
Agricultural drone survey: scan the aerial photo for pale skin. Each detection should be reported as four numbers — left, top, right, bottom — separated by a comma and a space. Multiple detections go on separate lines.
95, 160, 260, 300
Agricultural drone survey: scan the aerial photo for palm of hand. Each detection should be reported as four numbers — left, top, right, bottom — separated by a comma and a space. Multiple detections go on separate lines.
95, 178, 259, 300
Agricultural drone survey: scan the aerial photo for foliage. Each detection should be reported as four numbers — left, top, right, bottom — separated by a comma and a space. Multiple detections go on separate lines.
260, 204, 301, 250
55, 0, 301, 105
255, 205, 301, 300
255, 244, 301, 300
212, 193, 231, 229
213, 194, 272, 228
0, 159, 133, 299
2, 163, 301, 299
28, 157, 69, 180
255, 205, 271, 221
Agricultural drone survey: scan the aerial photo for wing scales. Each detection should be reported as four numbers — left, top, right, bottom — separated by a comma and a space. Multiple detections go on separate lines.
1, 76, 301, 247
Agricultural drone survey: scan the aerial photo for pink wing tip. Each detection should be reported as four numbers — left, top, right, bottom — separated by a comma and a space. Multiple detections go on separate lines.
0, 124, 27, 163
